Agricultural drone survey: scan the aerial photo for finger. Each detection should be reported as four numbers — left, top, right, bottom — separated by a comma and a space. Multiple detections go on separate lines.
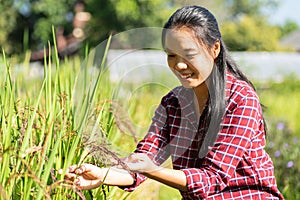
75, 164, 87, 174
57, 166, 77, 180
113, 158, 127, 169
75, 163, 96, 174
64, 172, 77, 181
127, 154, 138, 163
128, 153, 146, 163
67, 165, 78, 173
57, 165, 78, 175
75, 176, 102, 190
109, 157, 119, 165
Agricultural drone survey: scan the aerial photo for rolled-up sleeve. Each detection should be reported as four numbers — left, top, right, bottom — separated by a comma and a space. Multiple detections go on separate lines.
181, 92, 262, 199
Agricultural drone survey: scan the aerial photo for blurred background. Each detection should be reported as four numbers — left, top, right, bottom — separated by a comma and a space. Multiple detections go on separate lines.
1, 0, 300, 199
1, 0, 300, 55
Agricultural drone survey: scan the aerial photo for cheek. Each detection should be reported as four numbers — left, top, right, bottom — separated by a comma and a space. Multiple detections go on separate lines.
193, 57, 214, 76
167, 59, 175, 69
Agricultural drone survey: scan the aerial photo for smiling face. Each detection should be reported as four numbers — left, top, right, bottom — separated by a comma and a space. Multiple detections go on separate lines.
164, 27, 219, 89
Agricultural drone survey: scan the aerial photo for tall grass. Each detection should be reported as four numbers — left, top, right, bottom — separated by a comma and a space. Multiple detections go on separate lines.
0, 28, 181, 199
0, 31, 126, 199
256, 78, 300, 199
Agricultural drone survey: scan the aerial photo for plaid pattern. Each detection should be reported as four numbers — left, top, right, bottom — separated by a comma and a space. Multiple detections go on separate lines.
123, 73, 284, 200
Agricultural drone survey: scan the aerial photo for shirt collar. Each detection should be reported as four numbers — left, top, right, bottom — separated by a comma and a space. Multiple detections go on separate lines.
172, 87, 199, 129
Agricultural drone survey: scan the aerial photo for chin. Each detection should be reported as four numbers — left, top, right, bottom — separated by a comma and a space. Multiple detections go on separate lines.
181, 83, 193, 88
180, 80, 202, 88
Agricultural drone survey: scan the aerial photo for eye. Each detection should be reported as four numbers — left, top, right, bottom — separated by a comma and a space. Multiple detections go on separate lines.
185, 54, 197, 59
167, 54, 176, 58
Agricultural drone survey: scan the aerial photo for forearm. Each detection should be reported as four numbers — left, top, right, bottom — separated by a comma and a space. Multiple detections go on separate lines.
143, 167, 188, 191
101, 167, 134, 186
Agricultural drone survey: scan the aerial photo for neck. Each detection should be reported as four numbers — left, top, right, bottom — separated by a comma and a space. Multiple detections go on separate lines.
193, 83, 209, 115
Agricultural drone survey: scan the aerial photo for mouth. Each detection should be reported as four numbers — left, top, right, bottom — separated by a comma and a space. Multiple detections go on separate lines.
179, 73, 194, 79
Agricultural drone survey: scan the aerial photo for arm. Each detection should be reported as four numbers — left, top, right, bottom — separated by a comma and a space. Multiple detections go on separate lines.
124, 153, 188, 191
65, 157, 188, 191
93, 167, 134, 186
146, 167, 187, 191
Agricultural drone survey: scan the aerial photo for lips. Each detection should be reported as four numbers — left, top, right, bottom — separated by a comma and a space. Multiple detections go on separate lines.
179, 72, 194, 79
180, 74, 192, 79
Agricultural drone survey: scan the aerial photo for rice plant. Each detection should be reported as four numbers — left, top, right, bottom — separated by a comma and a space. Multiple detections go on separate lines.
0, 30, 131, 199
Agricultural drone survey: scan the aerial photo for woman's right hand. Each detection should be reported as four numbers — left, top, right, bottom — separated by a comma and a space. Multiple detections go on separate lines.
64, 163, 104, 190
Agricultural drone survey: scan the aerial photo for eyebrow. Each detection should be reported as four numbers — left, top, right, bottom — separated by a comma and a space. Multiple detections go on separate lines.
164, 47, 197, 53
164, 48, 173, 53
183, 48, 197, 52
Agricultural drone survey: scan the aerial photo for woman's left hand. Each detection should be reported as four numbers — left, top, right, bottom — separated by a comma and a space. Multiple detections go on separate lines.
124, 153, 160, 174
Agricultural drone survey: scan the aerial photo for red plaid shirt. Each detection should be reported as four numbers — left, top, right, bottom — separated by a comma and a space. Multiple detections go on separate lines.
123, 72, 284, 200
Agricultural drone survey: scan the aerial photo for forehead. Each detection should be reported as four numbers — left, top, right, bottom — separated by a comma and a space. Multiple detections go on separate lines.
164, 27, 203, 52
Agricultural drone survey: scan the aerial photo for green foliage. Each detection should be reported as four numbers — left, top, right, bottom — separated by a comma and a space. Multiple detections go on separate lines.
2, 0, 296, 54
265, 119, 300, 200
221, 15, 281, 51
223, 0, 279, 20
0, 38, 117, 199
1, 0, 177, 55
257, 76, 300, 134
0, 1, 17, 54
278, 20, 299, 38
30, 0, 77, 47
256, 77, 300, 199
0, 0, 77, 55
84, 0, 175, 48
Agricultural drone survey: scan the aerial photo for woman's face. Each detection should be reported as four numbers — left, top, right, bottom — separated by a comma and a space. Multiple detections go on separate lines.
164, 27, 219, 88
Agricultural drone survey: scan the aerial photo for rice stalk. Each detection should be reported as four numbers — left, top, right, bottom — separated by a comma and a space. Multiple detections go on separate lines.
110, 100, 138, 143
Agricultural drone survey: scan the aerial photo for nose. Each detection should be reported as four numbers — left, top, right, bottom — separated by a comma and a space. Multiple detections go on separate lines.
175, 57, 188, 70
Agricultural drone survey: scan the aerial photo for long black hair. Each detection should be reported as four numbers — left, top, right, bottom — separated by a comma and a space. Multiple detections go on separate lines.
161, 5, 263, 157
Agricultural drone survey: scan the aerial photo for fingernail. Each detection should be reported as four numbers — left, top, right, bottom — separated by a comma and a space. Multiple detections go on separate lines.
75, 179, 80, 185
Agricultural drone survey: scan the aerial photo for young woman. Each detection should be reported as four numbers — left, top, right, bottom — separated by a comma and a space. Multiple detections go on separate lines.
65, 5, 284, 199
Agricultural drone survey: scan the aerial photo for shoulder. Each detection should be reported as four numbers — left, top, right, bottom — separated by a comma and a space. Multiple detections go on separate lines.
225, 73, 261, 113
161, 86, 192, 107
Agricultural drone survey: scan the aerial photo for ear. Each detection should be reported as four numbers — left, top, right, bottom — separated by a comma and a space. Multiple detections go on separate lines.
212, 40, 221, 59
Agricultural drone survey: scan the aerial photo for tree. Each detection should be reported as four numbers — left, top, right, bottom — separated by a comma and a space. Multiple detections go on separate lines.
84, 0, 176, 48
30, 0, 77, 48
279, 20, 299, 38
223, 0, 279, 20
221, 15, 281, 51
162, 0, 283, 51
218, 0, 283, 51
0, 1, 18, 54
0, 0, 77, 56
0, 0, 288, 55
1, 0, 177, 56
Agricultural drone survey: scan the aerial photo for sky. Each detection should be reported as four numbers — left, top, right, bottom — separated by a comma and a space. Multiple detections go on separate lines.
269, 0, 300, 26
